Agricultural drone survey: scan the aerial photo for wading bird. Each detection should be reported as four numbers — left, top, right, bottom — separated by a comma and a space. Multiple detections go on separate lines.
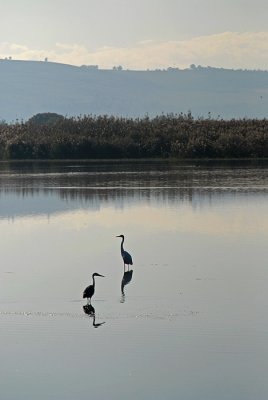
83, 273, 104, 304
116, 234, 133, 269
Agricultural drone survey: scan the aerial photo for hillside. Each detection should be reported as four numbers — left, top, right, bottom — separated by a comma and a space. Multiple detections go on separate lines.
0, 59, 267, 122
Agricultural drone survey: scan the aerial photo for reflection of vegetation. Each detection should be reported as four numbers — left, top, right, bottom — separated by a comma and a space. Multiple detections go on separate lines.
0, 113, 267, 159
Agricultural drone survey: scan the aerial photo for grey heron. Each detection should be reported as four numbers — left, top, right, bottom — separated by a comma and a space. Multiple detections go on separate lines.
83, 272, 104, 304
116, 234, 133, 268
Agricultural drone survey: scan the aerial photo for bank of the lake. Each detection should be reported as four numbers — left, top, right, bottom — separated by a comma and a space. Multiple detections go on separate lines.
0, 113, 267, 159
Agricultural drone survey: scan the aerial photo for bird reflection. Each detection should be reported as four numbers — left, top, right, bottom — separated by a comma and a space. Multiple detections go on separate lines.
121, 269, 133, 303
83, 304, 105, 328
83, 304, 95, 315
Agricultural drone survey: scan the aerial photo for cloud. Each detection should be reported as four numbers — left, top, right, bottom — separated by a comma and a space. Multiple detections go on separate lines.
1, 32, 268, 70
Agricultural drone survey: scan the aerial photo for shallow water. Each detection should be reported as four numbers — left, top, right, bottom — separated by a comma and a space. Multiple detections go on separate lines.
0, 160, 267, 399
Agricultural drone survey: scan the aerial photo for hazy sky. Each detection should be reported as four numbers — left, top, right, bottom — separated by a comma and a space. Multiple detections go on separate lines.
0, 0, 267, 69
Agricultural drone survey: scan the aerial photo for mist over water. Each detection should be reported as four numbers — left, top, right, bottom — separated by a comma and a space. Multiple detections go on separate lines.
0, 160, 267, 400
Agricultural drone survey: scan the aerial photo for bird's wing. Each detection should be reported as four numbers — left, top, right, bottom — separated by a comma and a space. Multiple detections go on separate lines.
124, 250, 133, 263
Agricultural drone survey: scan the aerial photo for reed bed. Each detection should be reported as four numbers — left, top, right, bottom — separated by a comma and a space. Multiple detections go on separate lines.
0, 113, 267, 159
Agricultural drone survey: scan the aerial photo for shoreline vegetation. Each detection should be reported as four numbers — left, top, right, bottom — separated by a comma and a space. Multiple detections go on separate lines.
0, 113, 267, 160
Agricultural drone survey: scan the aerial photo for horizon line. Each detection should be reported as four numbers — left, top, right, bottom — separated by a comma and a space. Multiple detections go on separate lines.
0, 58, 268, 73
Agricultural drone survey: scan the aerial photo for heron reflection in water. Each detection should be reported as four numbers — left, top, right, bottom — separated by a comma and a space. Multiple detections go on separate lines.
83, 304, 105, 328
83, 272, 104, 304
116, 235, 133, 269
121, 269, 134, 303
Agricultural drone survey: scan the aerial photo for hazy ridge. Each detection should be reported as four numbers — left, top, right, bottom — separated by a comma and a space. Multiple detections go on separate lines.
0, 60, 267, 122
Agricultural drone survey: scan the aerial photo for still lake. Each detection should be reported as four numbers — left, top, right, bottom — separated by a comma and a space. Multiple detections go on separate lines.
0, 160, 267, 400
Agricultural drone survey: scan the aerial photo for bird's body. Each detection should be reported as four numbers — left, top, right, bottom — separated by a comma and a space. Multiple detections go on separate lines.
116, 234, 133, 268
83, 273, 104, 304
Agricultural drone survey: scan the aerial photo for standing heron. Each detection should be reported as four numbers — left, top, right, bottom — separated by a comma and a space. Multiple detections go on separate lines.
116, 234, 133, 269
83, 273, 104, 304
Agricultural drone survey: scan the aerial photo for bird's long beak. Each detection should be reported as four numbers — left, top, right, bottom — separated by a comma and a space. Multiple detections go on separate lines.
98, 274, 105, 277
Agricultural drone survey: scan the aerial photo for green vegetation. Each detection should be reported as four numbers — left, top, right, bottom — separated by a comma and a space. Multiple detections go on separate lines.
0, 113, 267, 159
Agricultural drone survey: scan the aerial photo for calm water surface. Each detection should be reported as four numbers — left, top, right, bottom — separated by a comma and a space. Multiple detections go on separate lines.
0, 160, 267, 400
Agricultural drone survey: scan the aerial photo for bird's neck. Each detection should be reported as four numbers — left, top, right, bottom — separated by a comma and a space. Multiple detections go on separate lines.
121, 237, 124, 253
92, 276, 96, 286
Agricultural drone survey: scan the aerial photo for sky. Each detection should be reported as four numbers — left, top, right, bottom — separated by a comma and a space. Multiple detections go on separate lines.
0, 0, 267, 70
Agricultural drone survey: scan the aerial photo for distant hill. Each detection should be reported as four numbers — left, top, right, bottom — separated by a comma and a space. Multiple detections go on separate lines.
0, 59, 267, 122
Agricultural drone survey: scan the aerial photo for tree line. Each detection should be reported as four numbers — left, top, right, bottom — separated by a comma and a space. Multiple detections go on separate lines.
0, 113, 267, 159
